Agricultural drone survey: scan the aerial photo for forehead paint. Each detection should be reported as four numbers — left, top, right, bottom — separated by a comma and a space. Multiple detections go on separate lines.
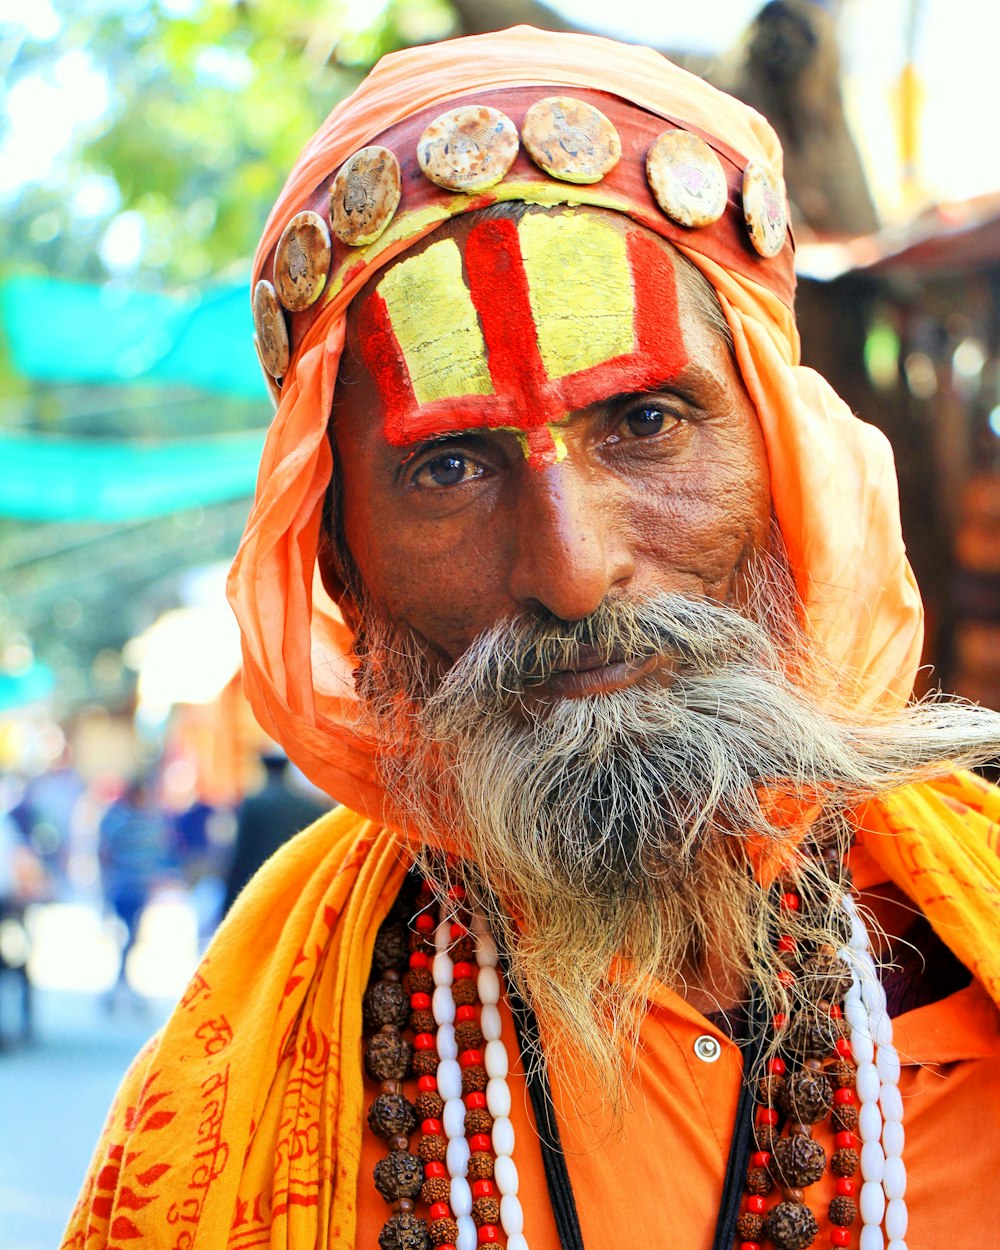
518, 212, 634, 379
376, 239, 493, 405
358, 212, 687, 466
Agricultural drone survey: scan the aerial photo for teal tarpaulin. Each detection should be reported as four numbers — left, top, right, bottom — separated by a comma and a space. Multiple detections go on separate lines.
0, 429, 266, 521
0, 275, 268, 399
0, 662, 55, 711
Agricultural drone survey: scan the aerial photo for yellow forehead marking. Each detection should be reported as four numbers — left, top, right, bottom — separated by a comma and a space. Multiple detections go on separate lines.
376, 237, 493, 405
518, 212, 634, 380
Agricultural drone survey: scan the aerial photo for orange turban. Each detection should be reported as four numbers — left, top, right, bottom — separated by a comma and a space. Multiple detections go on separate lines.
227, 25, 924, 821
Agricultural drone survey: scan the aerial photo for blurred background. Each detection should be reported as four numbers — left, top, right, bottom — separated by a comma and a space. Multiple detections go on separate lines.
3, 0, 1000, 1244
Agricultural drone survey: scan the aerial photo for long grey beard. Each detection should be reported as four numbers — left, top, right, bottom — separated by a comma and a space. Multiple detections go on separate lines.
352, 583, 1000, 1091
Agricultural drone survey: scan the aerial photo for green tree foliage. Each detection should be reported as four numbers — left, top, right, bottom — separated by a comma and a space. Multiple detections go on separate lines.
1, 0, 456, 291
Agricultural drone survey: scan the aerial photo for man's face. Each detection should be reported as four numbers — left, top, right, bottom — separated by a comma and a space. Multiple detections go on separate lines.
330, 206, 772, 691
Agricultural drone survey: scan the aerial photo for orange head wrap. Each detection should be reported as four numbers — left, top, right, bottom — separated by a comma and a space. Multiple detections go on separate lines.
228, 25, 924, 817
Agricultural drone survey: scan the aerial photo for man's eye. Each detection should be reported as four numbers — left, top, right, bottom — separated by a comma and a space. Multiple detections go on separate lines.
621, 404, 683, 439
414, 452, 482, 488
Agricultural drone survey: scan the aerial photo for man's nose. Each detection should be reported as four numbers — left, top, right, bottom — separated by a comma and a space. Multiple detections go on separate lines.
506, 464, 635, 621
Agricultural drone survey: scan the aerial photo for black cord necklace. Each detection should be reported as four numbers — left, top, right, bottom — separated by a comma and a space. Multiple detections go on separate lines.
503, 972, 767, 1250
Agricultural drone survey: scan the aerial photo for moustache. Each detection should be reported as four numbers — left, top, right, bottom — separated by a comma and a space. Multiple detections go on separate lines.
427, 593, 783, 713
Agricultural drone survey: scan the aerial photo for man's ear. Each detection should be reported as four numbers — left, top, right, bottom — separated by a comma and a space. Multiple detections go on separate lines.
317, 526, 363, 634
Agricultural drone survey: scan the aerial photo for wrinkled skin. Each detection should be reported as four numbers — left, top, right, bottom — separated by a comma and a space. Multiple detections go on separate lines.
328, 208, 772, 695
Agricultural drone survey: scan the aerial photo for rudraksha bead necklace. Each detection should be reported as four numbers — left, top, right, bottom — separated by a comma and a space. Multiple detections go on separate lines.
365, 863, 908, 1250
364, 879, 527, 1250
734, 871, 909, 1250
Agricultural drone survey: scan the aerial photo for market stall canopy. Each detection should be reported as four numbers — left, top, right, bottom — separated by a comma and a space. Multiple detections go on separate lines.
0, 275, 266, 398
0, 429, 266, 522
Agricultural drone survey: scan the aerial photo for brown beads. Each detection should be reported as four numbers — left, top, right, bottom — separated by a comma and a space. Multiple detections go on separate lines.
746, 1166, 773, 1196
373, 1151, 423, 1202
364, 980, 410, 1031
762, 1200, 819, 1250
372, 921, 410, 972
365, 1027, 412, 1082
411, 1048, 438, 1078
377, 1211, 430, 1250
368, 1093, 417, 1141
832, 1102, 858, 1132
417, 1133, 447, 1163
455, 1020, 484, 1050
415, 1091, 444, 1121
428, 1217, 459, 1246
472, 1196, 500, 1224
758, 1072, 786, 1105
403, 968, 433, 996
830, 1147, 860, 1177
461, 1064, 487, 1094
736, 1211, 765, 1241
452, 978, 478, 1007
451, 936, 476, 961
410, 1009, 435, 1034
829, 1196, 858, 1226
800, 950, 853, 1003
786, 1010, 839, 1059
464, 1108, 493, 1135
420, 1176, 450, 1206
826, 1058, 856, 1088
468, 1151, 494, 1180
772, 1135, 826, 1188
779, 1068, 833, 1124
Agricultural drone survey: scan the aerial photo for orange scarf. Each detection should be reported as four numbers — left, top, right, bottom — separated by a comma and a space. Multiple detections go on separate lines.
63, 776, 1000, 1248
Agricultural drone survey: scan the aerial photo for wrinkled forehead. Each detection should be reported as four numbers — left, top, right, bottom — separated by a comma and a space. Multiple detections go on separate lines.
349, 207, 689, 466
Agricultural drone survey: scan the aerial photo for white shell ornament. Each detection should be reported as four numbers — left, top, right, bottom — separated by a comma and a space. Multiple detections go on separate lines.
273, 210, 332, 311
252, 279, 289, 379
521, 96, 621, 185
742, 160, 787, 258
417, 106, 519, 193
646, 130, 728, 228
330, 145, 402, 247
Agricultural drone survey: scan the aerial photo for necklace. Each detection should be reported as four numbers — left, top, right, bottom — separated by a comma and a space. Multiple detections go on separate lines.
363, 870, 909, 1250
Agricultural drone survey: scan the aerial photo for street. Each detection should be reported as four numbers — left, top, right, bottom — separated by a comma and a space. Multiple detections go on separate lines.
0, 897, 197, 1248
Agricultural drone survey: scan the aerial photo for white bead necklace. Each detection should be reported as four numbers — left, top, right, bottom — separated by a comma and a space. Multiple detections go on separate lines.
432, 899, 528, 1250
840, 892, 908, 1250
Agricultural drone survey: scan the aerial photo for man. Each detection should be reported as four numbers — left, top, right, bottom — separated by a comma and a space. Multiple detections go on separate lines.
64, 27, 1000, 1250
221, 749, 329, 915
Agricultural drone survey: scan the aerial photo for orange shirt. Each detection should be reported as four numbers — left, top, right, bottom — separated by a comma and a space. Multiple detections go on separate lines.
358, 976, 1000, 1250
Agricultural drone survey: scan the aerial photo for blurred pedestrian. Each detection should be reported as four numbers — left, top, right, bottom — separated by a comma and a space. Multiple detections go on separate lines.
222, 751, 328, 913
97, 777, 170, 1006
0, 807, 49, 1046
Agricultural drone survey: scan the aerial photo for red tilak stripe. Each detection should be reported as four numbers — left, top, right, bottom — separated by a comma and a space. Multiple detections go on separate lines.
357, 290, 418, 446
464, 217, 550, 429
628, 228, 687, 377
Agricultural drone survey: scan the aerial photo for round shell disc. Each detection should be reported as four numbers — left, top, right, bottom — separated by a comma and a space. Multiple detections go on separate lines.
330, 145, 402, 247
521, 96, 621, 185
742, 160, 787, 258
253, 335, 283, 407
273, 210, 331, 311
646, 130, 728, 228
252, 279, 289, 379
417, 106, 519, 193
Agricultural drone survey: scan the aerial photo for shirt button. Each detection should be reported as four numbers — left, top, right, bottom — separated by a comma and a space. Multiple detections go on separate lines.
694, 1034, 722, 1063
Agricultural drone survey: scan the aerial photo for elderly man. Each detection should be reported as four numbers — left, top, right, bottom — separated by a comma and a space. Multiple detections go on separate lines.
65, 26, 1000, 1250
